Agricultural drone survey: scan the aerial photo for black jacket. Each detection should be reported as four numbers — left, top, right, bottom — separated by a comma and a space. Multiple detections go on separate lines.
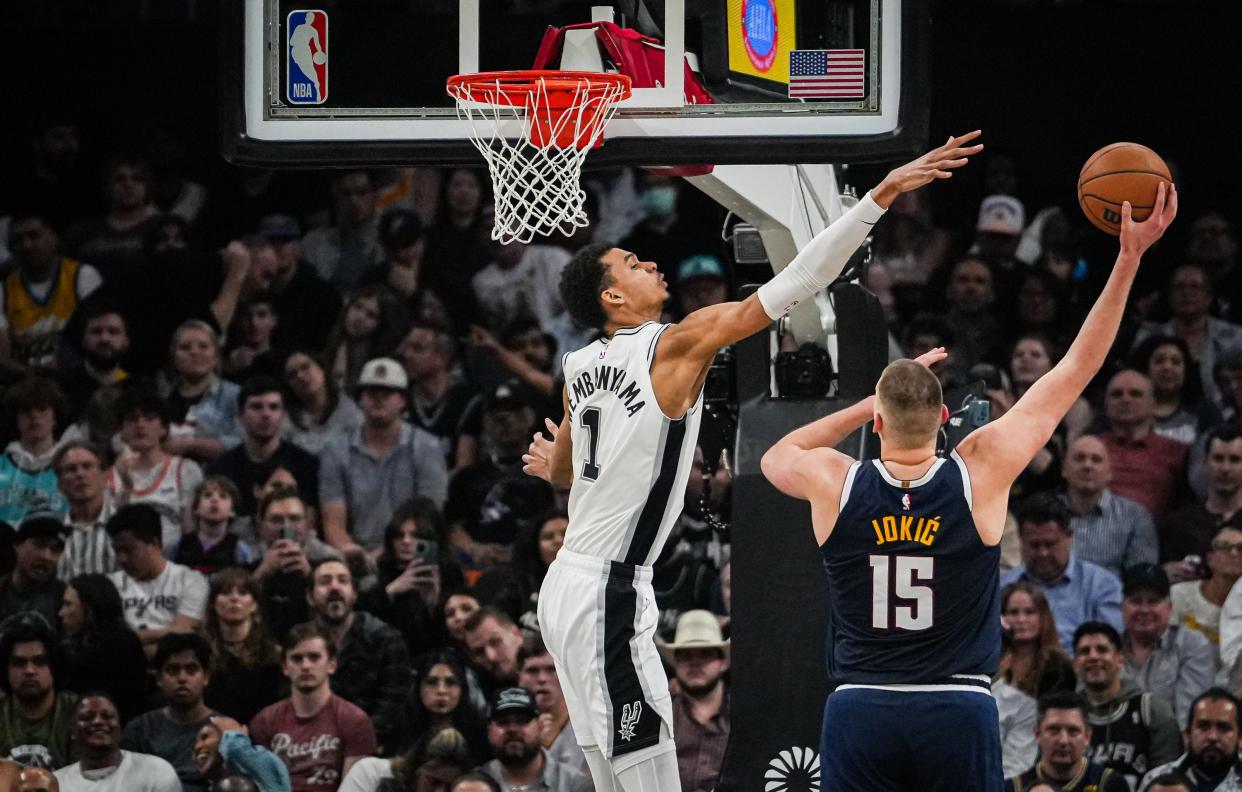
330, 611, 411, 752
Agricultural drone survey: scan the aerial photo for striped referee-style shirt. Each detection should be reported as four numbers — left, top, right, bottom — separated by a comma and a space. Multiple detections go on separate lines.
1063, 489, 1159, 578
57, 499, 117, 580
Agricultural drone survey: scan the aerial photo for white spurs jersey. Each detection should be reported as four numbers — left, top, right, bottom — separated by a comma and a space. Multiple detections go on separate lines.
562, 321, 702, 567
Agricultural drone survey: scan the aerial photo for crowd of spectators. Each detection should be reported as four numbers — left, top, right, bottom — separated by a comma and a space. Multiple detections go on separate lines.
0, 115, 1240, 792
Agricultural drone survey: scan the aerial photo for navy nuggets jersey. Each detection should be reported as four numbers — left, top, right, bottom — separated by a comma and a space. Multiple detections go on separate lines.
822, 450, 1001, 685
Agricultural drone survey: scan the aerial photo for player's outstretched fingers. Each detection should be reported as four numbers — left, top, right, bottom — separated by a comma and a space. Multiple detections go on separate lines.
1152, 181, 1169, 220
913, 346, 948, 368
1150, 181, 1166, 216
950, 129, 983, 145
1163, 184, 1179, 228
935, 130, 982, 156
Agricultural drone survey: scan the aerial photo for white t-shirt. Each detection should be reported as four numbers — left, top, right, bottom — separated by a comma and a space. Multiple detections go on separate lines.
1171, 580, 1222, 645
55, 750, 181, 792
993, 678, 1038, 779
471, 243, 570, 330
337, 756, 394, 792
108, 561, 209, 632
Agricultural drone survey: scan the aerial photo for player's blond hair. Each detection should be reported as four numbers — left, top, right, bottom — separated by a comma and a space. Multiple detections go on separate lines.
875, 359, 943, 449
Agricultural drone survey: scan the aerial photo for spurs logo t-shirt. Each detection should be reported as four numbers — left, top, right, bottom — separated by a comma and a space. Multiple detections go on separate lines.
108, 561, 208, 632
250, 694, 377, 791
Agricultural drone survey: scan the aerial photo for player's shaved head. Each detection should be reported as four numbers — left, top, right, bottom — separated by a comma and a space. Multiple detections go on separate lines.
875, 360, 944, 448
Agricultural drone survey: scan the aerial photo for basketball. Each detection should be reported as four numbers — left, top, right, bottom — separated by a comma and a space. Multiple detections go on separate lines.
312, 51, 326, 65
1077, 142, 1171, 236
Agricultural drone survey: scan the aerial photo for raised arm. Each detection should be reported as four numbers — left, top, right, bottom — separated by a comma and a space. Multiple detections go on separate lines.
651, 134, 982, 417
659, 132, 983, 367
958, 183, 1178, 517
762, 348, 948, 501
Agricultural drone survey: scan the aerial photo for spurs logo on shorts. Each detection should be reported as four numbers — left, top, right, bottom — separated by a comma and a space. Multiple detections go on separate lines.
619, 701, 643, 741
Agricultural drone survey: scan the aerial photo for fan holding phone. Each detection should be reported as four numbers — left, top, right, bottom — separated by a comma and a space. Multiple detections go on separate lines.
253, 489, 319, 582
360, 498, 465, 658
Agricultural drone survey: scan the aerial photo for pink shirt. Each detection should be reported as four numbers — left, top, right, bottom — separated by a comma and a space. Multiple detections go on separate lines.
1100, 429, 1187, 522
250, 694, 377, 792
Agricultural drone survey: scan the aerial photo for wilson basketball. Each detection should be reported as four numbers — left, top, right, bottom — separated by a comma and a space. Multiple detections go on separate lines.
1077, 142, 1172, 236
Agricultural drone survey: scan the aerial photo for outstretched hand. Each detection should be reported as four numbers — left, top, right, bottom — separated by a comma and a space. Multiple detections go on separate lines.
873, 131, 984, 207
912, 346, 948, 369
1120, 181, 1178, 260
522, 418, 560, 483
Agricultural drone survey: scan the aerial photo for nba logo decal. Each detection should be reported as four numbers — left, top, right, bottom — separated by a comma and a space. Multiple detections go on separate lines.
901, 493, 911, 511
287, 10, 328, 105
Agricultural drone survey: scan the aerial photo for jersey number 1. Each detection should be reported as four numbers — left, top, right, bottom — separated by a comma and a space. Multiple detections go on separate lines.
580, 407, 601, 481
869, 555, 934, 631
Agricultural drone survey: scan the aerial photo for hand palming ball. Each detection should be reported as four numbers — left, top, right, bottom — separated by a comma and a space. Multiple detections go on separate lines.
1077, 142, 1172, 236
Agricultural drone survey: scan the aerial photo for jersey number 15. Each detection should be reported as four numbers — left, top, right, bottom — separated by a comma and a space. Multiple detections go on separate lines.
869, 555, 934, 631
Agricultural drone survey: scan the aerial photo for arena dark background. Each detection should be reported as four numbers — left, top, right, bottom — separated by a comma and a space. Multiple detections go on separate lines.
1, 0, 1238, 250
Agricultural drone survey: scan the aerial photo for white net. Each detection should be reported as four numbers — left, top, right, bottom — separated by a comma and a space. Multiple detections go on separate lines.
448, 73, 630, 245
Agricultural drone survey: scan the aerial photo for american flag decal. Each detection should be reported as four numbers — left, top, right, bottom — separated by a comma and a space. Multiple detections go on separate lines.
789, 49, 865, 99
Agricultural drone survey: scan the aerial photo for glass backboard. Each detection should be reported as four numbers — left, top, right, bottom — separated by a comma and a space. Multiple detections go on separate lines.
220, 0, 928, 167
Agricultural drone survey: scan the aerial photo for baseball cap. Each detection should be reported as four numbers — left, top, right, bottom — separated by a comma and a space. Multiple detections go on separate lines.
676, 254, 725, 284
258, 214, 302, 241
379, 209, 425, 251
486, 380, 531, 414
490, 687, 538, 720
356, 358, 408, 392
1122, 563, 1170, 598
16, 512, 68, 544
976, 195, 1025, 235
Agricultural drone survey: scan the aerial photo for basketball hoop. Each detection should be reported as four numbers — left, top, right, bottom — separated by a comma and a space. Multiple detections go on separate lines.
447, 70, 632, 245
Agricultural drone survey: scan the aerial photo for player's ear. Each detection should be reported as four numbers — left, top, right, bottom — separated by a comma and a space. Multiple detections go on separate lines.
601, 285, 623, 307
872, 412, 884, 435
940, 404, 949, 425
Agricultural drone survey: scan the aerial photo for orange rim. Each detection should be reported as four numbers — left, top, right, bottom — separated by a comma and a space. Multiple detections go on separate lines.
447, 70, 632, 107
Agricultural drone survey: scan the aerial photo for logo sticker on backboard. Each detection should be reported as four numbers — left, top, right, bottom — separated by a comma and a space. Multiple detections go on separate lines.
741, 0, 778, 72
286, 10, 328, 105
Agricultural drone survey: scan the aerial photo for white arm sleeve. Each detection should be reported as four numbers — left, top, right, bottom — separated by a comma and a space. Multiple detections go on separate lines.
756, 190, 887, 319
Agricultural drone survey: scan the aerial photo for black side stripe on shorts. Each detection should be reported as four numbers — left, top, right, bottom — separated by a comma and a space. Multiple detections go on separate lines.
622, 417, 688, 566
603, 562, 662, 756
